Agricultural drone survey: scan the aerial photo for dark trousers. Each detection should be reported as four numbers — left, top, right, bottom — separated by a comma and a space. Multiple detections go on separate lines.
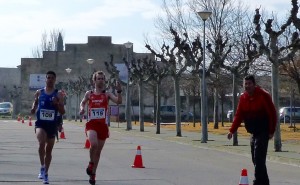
250, 133, 270, 185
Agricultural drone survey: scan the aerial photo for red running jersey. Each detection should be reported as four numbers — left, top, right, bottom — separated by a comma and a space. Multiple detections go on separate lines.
88, 91, 108, 124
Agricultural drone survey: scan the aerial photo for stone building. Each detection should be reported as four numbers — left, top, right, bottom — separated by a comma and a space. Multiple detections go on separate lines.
19, 36, 153, 118
8, 35, 294, 121
0, 67, 21, 115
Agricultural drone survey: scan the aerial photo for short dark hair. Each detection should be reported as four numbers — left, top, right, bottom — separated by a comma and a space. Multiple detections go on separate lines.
46, 71, 56, 78
244, 75, 256, 84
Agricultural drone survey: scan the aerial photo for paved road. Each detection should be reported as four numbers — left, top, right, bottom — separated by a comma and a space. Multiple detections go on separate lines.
0, 119, 299, 185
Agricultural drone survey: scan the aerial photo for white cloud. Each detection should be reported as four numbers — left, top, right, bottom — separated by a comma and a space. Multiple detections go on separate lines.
0, 0, 163, 67
0, 0, 40, 5
0, 0, 291, 68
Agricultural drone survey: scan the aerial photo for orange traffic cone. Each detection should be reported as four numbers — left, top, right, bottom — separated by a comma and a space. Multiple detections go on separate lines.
28, 116, 32, 126
239, 169, 249, 185
132, 145, 145, 168
84, 138, 90, 149
21, 117, 24, 124
60, 127, 66, 139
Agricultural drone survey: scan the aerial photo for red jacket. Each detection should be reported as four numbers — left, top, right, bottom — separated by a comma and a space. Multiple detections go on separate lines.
229, 86, 277, 135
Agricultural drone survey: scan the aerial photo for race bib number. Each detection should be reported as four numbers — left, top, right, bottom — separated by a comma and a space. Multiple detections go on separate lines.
90, 108, 106, 119
40, 109, 55, 121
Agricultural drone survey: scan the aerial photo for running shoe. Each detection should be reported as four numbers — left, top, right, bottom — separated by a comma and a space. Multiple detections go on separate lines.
89, 174, 96, 185
43, 174, 49, 184
86, 162, 94, 175
38, 167, 45, 179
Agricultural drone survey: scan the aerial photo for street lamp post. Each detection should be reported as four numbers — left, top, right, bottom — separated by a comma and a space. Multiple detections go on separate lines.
85, 59, 94, 121
197, 10, 212, 143
65, 67, 72, 121
124, 41, 133, 130
87, 58, 95, 85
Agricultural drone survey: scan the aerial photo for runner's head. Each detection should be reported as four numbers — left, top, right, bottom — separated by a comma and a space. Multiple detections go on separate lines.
46, 71, 56, 78
92, 71, 106, 88
244, 75, 256, 95
46, 71, 56, 88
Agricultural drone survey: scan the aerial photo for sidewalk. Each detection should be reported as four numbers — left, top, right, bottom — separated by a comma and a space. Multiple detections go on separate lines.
106, 121, 300, 167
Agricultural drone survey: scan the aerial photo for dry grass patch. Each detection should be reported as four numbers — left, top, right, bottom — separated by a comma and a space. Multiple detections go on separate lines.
142, 121, 300, 142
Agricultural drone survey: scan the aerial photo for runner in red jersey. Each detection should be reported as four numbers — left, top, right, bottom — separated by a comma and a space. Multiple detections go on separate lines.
79, 71, 122, 185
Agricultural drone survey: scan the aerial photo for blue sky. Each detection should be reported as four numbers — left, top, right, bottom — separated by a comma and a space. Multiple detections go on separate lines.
0, 0, 290, 68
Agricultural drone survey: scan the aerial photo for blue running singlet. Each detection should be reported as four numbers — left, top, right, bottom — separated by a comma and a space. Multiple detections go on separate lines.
36, 89, 59, 125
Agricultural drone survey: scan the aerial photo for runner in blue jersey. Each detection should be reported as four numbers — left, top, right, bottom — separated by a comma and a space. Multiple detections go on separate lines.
30, 71, 65, 184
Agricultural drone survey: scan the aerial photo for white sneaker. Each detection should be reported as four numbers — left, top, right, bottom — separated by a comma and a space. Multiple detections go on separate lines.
38, 167, 45, 179
43, 174, 49, 184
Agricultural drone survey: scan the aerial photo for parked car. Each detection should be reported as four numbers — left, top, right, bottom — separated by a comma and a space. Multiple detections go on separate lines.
279, 107, 300, 123
0, 102, 13, 117
151, 105, 193, 122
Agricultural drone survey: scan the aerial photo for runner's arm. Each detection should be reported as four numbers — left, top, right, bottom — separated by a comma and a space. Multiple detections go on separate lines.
31, 90, 40, 114
53, 91, 65, 115
109, 80, 122, 104
80, 91, 90, 115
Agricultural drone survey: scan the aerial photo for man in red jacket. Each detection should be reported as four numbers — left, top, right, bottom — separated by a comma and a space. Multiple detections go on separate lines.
227, 75, 277, 185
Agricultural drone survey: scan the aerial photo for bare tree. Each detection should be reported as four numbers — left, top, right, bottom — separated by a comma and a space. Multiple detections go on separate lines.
280, 54, 300, 91
180, 74, 200, 126
252, 0, 300, 151
31, 29, 64, 58
129, 56, 156, 132
146, 27, 192, 137
151, 0, 263, 143
144, 60, 170, 134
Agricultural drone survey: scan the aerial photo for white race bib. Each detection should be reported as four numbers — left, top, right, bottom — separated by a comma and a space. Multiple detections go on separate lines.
90, 108, 106, 119
40, 109, 55, 121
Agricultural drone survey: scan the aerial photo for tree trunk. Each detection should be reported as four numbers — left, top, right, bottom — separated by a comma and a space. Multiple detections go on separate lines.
174, 76, 182, 137
272, 63, 282, 152
221, 95, 224, 127
213, 87, 219, 129
156, 80, 162, 134
139, 81, 144, 132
